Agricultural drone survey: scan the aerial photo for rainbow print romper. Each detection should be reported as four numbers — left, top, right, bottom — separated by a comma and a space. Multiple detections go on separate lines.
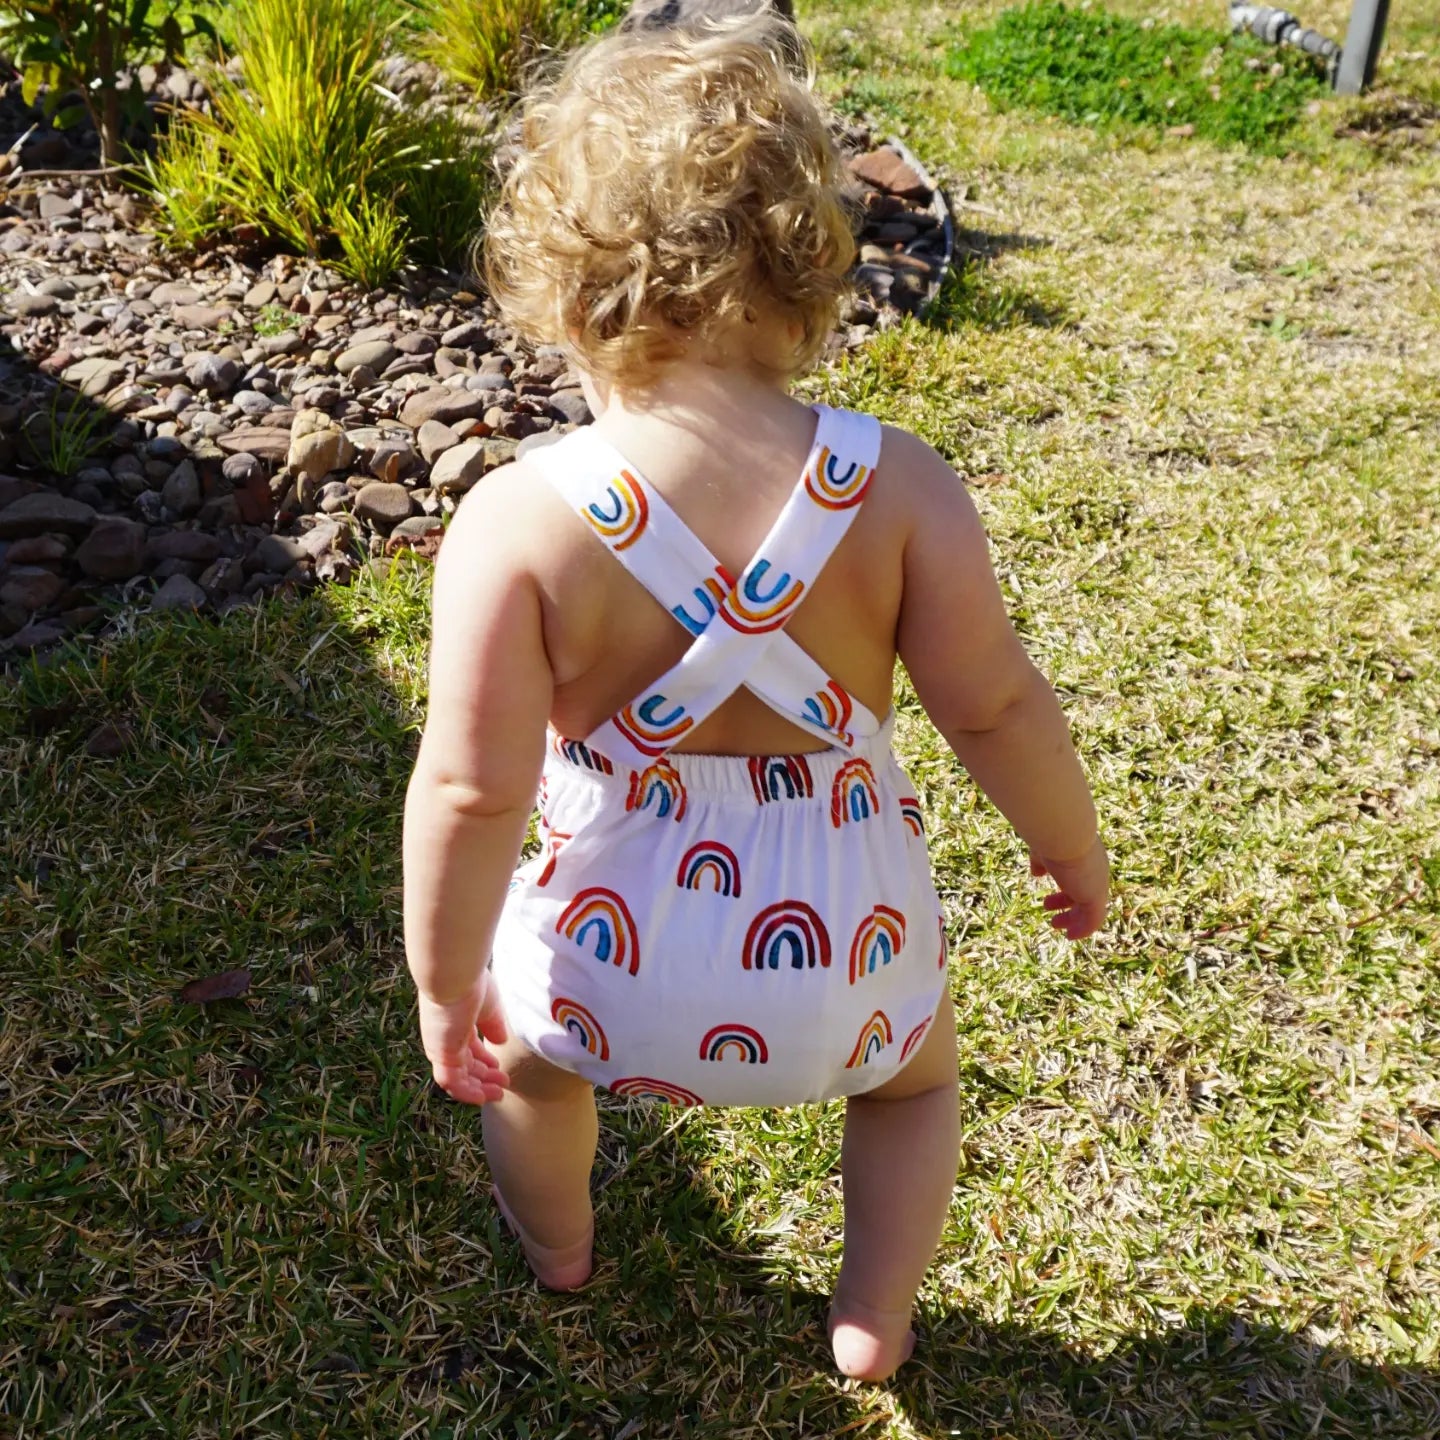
489, 404, 948, 1107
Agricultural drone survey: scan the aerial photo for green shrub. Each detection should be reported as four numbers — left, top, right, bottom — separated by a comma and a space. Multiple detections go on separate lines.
946, 2, 1329, 154
145, 0, 490, 280
0, 0, 217, 163
410, 0, 620, 100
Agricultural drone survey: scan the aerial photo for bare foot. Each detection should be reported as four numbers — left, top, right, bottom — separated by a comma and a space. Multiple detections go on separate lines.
828, 1297, 917, 1382
492, 1185, 594, 1290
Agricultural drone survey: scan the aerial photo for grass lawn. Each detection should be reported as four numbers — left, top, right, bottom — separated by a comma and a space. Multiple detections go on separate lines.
3, 0, 1439, 1434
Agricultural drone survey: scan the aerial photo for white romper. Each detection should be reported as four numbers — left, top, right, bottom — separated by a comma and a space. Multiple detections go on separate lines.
489, 404, 948, 1107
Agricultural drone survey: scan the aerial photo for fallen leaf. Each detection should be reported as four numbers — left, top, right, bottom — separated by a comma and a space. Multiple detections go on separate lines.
84, 720, 133, 758
966, 472, 1011, 487
178, 968, 252, 1004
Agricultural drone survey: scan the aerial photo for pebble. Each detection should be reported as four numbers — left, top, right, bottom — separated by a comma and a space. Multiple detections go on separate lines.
161, 460, 202, 517
398, 388, 488, 429
62, 357, 126, 397
289, 428, 357, 481
7, 293, 59, 318
252, 533, 309, 572
147, 530, 222, 564
0, 493, 97, 539
0, 567, 66, 611
75, 518, 148, 581
352, 481, 415, 529
152, 573, 207, 611
417, 420, 461, 464
336, 340, 399, 376
186, 353, 241, 396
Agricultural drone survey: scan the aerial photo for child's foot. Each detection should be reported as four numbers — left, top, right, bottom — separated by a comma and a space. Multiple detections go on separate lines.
828, 1297, 917, 1382
491, 1185, 594, 1290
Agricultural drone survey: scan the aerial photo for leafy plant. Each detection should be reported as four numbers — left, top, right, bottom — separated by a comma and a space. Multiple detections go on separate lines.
144, 0, 490, 281
409, 0, 618, 100
0, 0, 217, 164
21, 387, 109, 474
947, 2, 1329, 155
253, 303, 299, 336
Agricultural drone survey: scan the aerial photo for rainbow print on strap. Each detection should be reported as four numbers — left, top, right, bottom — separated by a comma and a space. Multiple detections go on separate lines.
899, 1016, 932, 1064
556, 887, 640, 975
831, 757, 879, 827
743, 900, 832, 972
625, 758, 688, 820
551, 996, 610, 1060
699, 1023, 768, 1064
845, 1009, 893, 1069
802, 680, 855, 746
848, 904, 908, 984
584, 469, 649, 551
899, 797, 925, 838
677, 841, 742, 898
670, 570, 732, 637
613, 692, 694, 757
720, 558, 806, 635
804, 444, 874, 511
937, 914, 948, 970
610, 1076, 704, 1107
748, 754, 815, 805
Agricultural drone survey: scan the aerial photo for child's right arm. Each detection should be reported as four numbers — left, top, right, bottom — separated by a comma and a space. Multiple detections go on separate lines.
891, 431, 1109, 940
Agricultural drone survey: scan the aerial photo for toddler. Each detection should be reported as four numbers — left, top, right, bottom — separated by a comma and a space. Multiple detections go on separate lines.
403, 11, 1108, 1383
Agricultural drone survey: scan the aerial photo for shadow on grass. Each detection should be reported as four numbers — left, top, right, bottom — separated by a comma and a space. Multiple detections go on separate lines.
925, 231, 1070, 334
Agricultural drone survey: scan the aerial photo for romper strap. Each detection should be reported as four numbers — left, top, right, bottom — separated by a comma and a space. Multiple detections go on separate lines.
527, 405, 883, 771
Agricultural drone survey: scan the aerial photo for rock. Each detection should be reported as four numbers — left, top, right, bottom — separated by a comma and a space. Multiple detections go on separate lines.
37, 277, 79, 299
430, 437, 511, 495
62, 357, 127, 397
465, 372, 513, 394
848, 148, 931, 203
346, 363, 381, 391
352, 481, 415, 529
0, 493, 96, 539
258, 330, 303, 357
315, 551, 357, 585
152, 573, 207, 612
173, 304, 235, 330
146, 530, 222, 564
298, 520, 346, 558
5, 535, 70, 565
288, 428, 357, 481
186, 353, 241, 396
199, 557, 245, 595
75, 518, 146, 580
7, 292, 59, 318
244, 281, 278, 308
398, 388, 488, 430
3, 620, 65, 652
395, 332, 438, 356
222, 453, 265, 486
252, 533, 308, 572
152, 282, 203, 305
516, 429, 566, 460
369, 440, 419, 484
389, 514, 445, 542
218, 427, 292, 463
0, 567, 65, 611
232, 390, 275, 417
39, 191, 81, 220
318, 481, 353, 514
161, 460, 201, 517
441, 321, 493, 352
336, 340, 399, 377
549, 389, 591, 426
417, 419, 460, 464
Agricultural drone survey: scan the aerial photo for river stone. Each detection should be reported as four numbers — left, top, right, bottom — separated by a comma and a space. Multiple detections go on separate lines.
288, 428, 357, 481
398, 388, 488, 430
549, 389, 591, 426
152, 573, 207, 611
62, 357, 126, 397
161, 460, 202, 517
186, 353, 241, 396
146, 530, 222, 564
352, 481, 414, 529
8, 293, 59, 318
218, 427, 291, 463
253, 533, 308, 572
0, 567, 66, 611
0, 493, 96, 538
75, 518, 147, 580
429, 437, 514, 495
173, 304, 235, 330
440, 321, 493, 352
336, 340, 399, 377
417, 420, 460, 464
152, 282, 202, 305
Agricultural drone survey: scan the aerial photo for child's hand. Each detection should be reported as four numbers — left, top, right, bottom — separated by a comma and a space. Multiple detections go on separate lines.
1030, 838, 1109, 941
417, 972, 511, 1105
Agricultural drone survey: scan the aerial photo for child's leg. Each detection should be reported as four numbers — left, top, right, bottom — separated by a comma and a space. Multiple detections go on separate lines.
833, 990, 960, 1381
481, 1032, 598, 1289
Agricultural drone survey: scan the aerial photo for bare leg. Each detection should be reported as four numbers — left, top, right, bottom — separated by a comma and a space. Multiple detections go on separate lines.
832, 990, 960, 1381
481, 1033, 598, 1290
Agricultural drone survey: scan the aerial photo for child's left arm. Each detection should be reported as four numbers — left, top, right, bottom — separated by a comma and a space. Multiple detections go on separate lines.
403, 470, 554, 1103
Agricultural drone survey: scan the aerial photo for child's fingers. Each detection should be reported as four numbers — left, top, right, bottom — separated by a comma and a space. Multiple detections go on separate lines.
432, 1053, 509, 1106
1029, 853, 1047, 878
1042, 891, 1073, 911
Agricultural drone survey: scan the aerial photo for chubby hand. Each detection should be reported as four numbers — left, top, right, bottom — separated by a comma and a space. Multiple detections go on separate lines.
1030, 837, 1109, 940
417, 971, 511, 1105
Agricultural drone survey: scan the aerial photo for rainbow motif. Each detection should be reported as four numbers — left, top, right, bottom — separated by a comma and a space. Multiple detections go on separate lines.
610, 1076, 704, 1107
677, 841, 742, 897
805, 445, 873, 510
671, 571, 730, 636
845, 1009, 893, 1068
848, 904, 908, 984
699, 1023, 769, 1064
614, 692, 694, 756
556, 887, 640, 975
743, 900, 832, 973
720, 559, 805, 635
584, 469, 649, 550
831, 758, 880, 827
625, 758, 688, 820
551, 996, 610, 1060
802, 681, 855, 745
937, 914, 948, 970
748, 753, 815, 805
553, 734, 614, 774
899, 1016, 932, 1063
536, 829, 571, 887
899, 797, 925, 838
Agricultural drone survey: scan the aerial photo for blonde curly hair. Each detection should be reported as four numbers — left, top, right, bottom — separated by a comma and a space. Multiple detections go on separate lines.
483, 12, 855, 387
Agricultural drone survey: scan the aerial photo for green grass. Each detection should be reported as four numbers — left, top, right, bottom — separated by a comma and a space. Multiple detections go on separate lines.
3, 0, 1440, 1432
946, 2, 1331, 154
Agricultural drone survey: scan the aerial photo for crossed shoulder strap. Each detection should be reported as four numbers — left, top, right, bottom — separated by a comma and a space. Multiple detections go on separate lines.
525, 404, 884, 772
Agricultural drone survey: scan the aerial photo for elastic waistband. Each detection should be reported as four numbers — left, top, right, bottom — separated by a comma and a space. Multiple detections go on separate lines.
545, 711, 898, 802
